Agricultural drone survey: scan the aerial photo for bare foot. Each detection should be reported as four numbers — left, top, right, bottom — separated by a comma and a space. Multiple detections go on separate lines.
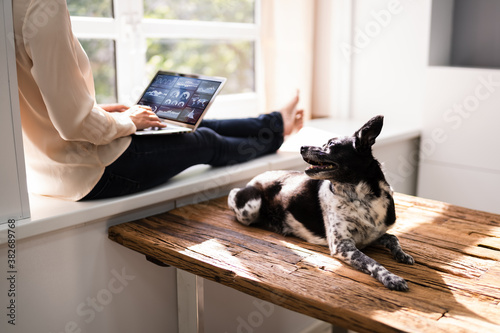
280, 90, 304, 136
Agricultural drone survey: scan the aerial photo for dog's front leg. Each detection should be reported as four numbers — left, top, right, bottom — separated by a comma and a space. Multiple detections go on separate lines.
375, 233, 414, 265
332, 239, 410, 291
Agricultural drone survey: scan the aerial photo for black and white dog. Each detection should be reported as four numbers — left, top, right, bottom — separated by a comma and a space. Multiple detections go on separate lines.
228, 115, 414, 291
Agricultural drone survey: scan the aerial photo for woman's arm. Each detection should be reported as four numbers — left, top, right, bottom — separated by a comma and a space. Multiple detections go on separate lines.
99, 104, 166, 129
23, 1, 161, 143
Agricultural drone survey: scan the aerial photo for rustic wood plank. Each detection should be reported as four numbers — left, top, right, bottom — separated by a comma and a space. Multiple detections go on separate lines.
108, 193, 500, 333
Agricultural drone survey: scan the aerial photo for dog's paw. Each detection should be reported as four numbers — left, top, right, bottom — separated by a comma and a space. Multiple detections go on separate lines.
227, 187, 261, 226
227, 188, 240, 211
383, 274, 409, 291
394, 251, 415, 265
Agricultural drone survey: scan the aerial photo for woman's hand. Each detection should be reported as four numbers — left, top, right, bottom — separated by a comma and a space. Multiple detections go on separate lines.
125, 105, 166, 130
99, 103, 129, 113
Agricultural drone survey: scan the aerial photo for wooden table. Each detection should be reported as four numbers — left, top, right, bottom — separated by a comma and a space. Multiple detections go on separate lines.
108, 193, 500, 333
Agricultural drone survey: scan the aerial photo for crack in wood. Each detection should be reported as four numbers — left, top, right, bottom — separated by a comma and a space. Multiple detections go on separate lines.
477, 244, 500, 252
437, 310, 449, 322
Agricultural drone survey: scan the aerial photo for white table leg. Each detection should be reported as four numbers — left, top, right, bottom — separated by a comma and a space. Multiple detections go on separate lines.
177, 269, 205, 333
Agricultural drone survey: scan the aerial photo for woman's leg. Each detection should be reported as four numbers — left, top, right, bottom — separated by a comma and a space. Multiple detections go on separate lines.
201, 90, 304, 137
81, 113, 284, 200
200, 112, 283, 138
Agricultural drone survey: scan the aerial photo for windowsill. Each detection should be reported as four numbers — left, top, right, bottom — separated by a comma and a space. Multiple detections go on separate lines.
0, 118, 420, 245
0, 151, 304, 245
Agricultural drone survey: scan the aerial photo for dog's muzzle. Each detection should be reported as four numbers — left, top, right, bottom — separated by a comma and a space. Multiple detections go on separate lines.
301, 146, 337, 173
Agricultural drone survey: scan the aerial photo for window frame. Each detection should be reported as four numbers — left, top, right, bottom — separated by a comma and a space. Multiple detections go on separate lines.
70, 0, 262, 118
1, 0, 30, 222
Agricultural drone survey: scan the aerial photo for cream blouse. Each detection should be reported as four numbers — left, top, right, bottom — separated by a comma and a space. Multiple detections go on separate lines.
13, 0, 137, 201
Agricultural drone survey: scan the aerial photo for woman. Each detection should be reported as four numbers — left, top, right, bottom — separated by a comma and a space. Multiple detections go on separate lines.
13, 0, 303, 201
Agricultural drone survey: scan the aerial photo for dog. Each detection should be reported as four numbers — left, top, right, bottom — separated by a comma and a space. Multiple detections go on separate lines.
228, 115, 414, 291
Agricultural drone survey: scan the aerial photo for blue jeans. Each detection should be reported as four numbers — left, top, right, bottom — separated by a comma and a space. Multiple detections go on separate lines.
81, 112, 284, 200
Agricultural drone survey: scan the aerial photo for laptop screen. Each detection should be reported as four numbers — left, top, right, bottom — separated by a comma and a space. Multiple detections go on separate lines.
137, 71, 224, 126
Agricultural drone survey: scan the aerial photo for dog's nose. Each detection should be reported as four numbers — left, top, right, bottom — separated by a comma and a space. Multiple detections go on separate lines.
300, 146, 308, 154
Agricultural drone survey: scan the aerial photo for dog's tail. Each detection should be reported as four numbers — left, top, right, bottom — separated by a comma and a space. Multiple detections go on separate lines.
227, 186, 262, 226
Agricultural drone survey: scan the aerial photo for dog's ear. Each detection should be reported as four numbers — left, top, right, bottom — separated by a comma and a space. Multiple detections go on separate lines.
353, 115, 384, 152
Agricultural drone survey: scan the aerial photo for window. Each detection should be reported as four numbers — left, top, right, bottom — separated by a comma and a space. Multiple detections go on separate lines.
79, 39, 117, 103
69, 0, 260, 117
145, 39, 255, 95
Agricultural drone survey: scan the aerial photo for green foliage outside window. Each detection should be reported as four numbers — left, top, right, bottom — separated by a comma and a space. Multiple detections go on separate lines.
143, 0, 255, 23
146, 39, 255, 95
68, 0, 256, 102
79, 39, 117, 104
67, 0, 113, 17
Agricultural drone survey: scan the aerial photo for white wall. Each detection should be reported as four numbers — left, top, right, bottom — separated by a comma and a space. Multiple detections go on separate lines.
1, 221, 178, 333
418, 67, 500, 214
312, 0, 353, 119
311, 0, 433, 123
339, 0, 500, 214
348, 0, 432, 124
418, 0, 500, 214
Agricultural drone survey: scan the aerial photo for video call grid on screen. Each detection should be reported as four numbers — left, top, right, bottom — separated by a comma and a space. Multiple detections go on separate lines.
137, 73, 222, 125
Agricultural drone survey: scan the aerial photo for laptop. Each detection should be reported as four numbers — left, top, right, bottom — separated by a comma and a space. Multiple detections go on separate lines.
134, 71, 226, 135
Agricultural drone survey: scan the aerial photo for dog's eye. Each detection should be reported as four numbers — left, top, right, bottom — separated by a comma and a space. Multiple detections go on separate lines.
327, 137, 341, 148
